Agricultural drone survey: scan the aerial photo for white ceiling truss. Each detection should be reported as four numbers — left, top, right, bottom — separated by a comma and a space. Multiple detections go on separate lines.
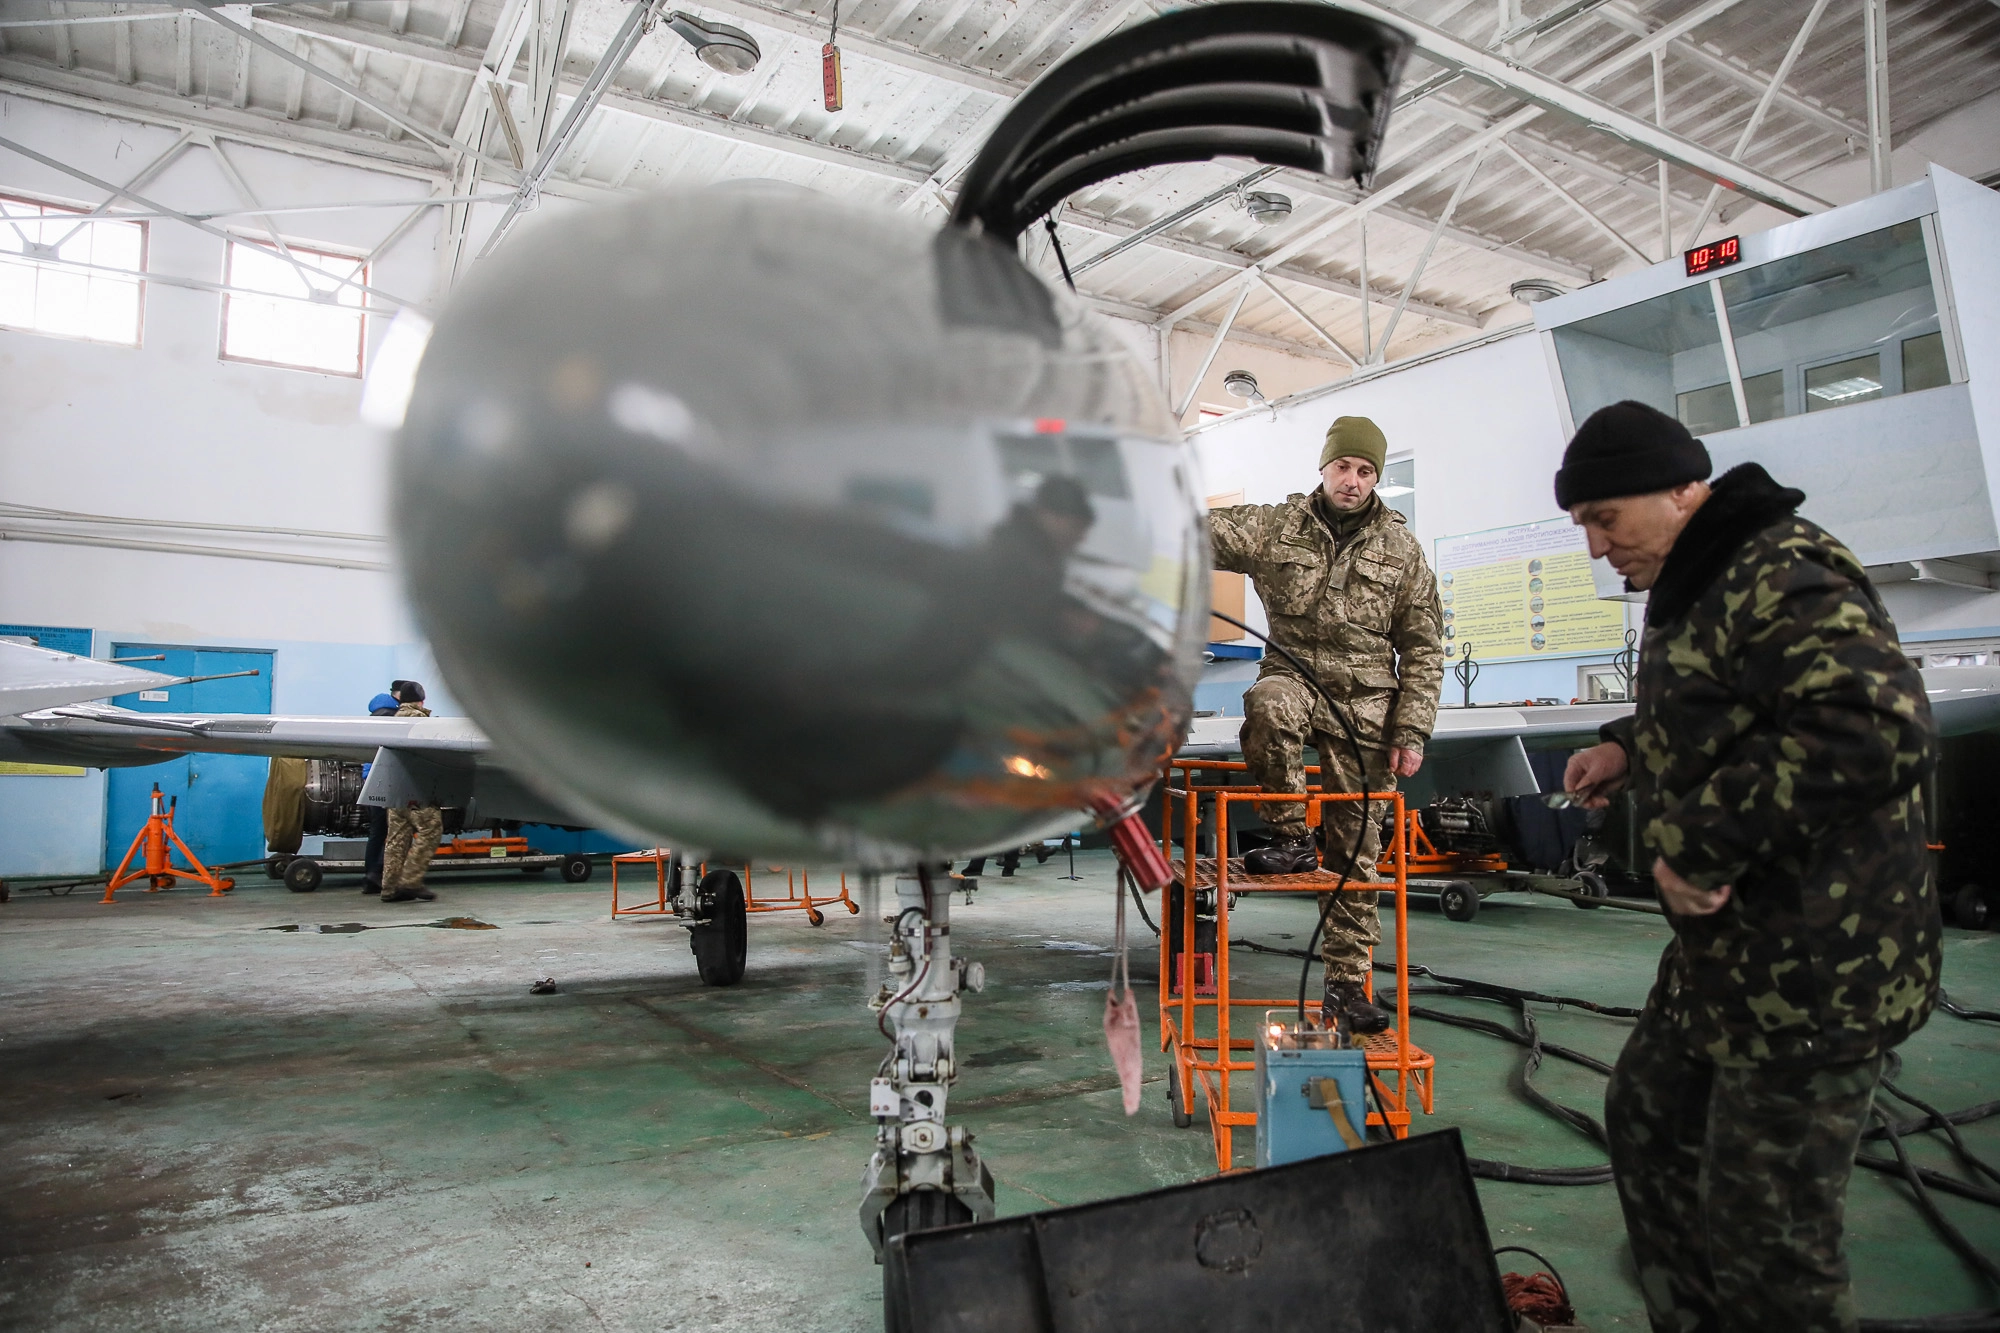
0, 0, 1996, 380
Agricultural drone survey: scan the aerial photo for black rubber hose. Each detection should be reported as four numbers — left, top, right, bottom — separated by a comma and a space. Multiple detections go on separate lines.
1207, 609, 1371, 1026
1881, 1079, 2000, 1188
1941, 991, 2000, 1024
1859, 1314, 2000, 1332
1869, 1107, 2000, 1293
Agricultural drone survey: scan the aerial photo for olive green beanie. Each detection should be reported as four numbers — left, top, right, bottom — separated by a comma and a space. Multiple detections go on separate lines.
1320, 415, 1387, 474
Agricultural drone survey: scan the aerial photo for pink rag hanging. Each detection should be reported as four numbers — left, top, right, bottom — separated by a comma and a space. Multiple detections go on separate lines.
1104, 870, 1144, 1115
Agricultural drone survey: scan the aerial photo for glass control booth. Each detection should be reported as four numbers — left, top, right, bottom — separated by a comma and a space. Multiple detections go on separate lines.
1535, 165, 2000, 581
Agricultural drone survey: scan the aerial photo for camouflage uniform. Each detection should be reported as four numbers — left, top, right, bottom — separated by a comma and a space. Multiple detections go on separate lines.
1209, 491, 1444, 983
1597, 464, 1939, 1333
382, 702, 444, 895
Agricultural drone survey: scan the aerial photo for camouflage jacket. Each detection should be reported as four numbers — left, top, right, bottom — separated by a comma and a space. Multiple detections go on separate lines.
1209, 491, 1444, 751
1603, 463, 1939, 1068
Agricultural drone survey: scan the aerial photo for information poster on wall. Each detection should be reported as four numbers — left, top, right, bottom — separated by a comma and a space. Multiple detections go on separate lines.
1433, 518, 1628, 662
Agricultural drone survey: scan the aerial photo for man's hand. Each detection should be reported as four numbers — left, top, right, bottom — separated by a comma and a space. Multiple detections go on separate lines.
1653, 857, 1732, 916
1389, 746, 1422, 778
1563, 742, 1629, 808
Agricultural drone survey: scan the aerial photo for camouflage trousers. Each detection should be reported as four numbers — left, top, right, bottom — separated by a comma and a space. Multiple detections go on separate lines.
1605, 1008, 1883, 1333
383, 805, 443, 893
1240, 673, 1395, 986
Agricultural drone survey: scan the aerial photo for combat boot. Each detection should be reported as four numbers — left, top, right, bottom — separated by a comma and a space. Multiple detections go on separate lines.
1243, 833, 1319, 875
1322, 980, 1392, 1036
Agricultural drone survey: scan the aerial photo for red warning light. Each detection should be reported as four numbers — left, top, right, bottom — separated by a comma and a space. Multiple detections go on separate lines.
1685, 235, 1743, 277
1034, 418, 1067, 434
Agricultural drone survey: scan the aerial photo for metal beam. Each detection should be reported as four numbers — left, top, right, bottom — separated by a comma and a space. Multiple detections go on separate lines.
1374, 146, 1487, 362
1498, 141, 1650, 266
235, 12, 936, 184
1331, 0, 1830, 218
1684, 0, 1830, 243
1862, 0, 1890, 193
685, 0, 1015, 97
1068, 165, 1279, 275
0, 63, 446, 177
1151, 0, 1757, 331
180, 0, 494, 167
0, 131, 413, 307
478, 0, 655, 258
1174, 277, 1253, 418
1055, 205, 1484, 329
1256, 273, 1361, 369
1595, 2, 1865, 143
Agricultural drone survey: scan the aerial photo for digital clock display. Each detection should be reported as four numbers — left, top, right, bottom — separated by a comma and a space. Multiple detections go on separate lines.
1685, 235, 1742, 277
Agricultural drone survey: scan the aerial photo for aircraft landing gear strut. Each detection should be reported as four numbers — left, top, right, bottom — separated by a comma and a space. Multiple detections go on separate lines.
859, 865, 994, 1325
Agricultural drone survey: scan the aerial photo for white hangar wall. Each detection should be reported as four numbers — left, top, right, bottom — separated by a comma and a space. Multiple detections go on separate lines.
0, 95, 446, 874
1191, 322, 2000, 712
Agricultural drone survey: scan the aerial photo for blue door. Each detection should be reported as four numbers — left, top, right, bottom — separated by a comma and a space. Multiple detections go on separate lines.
105, 646, 274, 871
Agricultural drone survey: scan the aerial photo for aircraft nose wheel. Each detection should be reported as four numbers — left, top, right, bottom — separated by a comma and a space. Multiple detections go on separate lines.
881, 1191, 977, 1333
690, 869, 747, 985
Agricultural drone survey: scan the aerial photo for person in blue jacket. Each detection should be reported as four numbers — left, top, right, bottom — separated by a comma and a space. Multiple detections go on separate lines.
361, 687, 400, 894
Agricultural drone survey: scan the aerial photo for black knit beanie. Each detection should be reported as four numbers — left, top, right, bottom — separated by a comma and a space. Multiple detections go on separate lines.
1553, 400, 1712, 510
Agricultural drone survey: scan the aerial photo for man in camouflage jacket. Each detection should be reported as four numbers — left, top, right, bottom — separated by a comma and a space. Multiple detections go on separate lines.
1559, 401, 1939, 1333
1209, 416, 1444, 1033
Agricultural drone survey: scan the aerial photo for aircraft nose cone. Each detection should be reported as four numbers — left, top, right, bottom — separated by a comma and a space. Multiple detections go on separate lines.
393, 189, 1207, 867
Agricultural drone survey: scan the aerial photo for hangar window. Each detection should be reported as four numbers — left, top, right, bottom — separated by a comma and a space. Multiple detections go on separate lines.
220, 238, 367, 377
0, 193, 146, 347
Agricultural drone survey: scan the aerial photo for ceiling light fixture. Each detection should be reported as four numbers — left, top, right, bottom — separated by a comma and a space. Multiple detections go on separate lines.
666, 12, 761, 74
1223, 369, 1265, 402
1243, 191, 1292, 224
1509, 277, 1567, 304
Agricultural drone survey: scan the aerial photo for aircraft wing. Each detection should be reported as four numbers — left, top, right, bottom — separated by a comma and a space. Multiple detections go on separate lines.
1176, 665, 2000, 800
0, 640, 183, 717
0, 704, 583, 826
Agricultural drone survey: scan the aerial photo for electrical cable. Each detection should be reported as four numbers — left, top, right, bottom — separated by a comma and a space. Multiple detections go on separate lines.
1043, 215, 1076, 292
1492, 1246, 1571, 1305
1881, 1078, 2000, 1188
1870, 1105, 2000, 1292
1123, 865, 1159, 935
1942, 990, 2000, 1024
1207, 608, 1371, 1027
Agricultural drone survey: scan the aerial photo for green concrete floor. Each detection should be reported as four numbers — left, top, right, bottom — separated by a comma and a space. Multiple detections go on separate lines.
1, 850, 1995, 1331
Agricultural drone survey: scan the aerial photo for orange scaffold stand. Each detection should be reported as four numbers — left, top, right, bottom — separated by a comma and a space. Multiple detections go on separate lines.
611, 851, 858, 925
1155, 758, 1435, 1172
103, 783, 236, 902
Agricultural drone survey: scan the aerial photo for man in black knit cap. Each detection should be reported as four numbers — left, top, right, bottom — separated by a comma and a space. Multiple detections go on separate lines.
1557, 400, 1940, 1333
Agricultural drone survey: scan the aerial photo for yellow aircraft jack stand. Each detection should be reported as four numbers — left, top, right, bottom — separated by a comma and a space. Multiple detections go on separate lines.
103, 784, 235, 902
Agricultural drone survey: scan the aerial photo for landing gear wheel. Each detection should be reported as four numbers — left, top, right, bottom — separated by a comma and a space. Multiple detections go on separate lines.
1572, 870, 1609, 910
1166, 1062, 1193, 1127
560, 854, 592, 883
265, 856, 288, 881
880, 1190, 976, 1333
283, 858, 322, 893
806, 907, 825, 927
1438, 880, 1479, 922
1951, 885, 1990, 931
690, 869, 747, 986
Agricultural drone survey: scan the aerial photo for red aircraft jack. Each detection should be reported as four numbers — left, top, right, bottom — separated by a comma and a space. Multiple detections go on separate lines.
103, 784, 235, 903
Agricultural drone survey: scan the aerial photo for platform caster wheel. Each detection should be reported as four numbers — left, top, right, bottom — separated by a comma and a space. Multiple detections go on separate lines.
845, 899, 860, 915
880, 1190, 977, 1333
560, 854, 593, 883
216, 877, 236, 893
1951, 885, 1991, 931
806, 907, 825, 927
1571, 870, 1609, 910
283, 859, 322, 893
690, 870, 747, 986
265, 856, 288, 881
1438, 880, 1480, 922
1166, 1063, 1193, 1127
